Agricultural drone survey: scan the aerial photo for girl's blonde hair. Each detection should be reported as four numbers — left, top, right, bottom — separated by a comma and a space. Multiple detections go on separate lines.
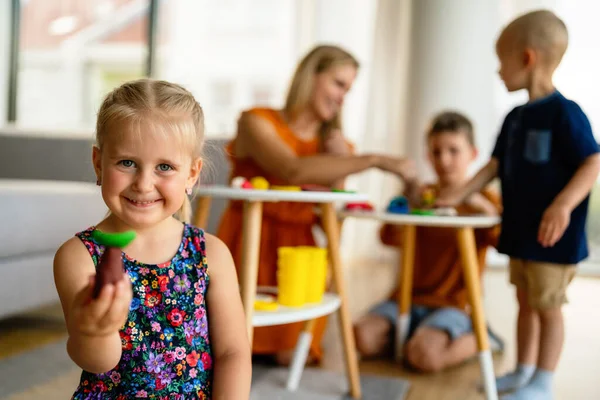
96, 78, 205, 223
283, 45, 359, 145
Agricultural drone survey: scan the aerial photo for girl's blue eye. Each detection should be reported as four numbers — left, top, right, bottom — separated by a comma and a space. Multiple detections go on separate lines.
120, 160, 135, 168
158, 164, 172, 172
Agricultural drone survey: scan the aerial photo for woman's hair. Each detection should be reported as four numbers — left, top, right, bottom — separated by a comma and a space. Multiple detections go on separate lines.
426, 111, 475, 146
283, 45, 359, 142
96, 78, 205, 223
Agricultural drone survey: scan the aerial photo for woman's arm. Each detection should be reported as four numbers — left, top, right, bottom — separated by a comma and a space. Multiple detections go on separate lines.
236, 112, 408, 186
322, 129, 354, 189
54, 238, 131, 373
205, 234, 252, 400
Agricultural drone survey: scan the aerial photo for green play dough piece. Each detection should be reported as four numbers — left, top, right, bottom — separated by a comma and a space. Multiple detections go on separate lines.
332, 189, 357, 193
410, 209, 435, 216
91, 229, 136, 248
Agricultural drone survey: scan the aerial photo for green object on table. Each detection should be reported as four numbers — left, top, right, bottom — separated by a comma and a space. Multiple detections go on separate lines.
332, 189, 357, 193
410, 209, 435, 216
91, 229, 137, 248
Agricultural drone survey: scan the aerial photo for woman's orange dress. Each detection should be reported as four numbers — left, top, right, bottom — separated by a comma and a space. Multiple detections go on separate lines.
216, 107, 328, 360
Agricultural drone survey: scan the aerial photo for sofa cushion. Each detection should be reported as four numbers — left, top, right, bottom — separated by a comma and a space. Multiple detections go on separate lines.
0, 180, 107, 258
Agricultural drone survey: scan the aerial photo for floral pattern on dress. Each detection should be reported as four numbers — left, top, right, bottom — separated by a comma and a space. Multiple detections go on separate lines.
72, 224, 212, 399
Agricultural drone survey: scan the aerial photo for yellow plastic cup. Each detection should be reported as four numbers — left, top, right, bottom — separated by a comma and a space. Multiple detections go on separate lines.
277, 247, 309, 307
300, 247, 328, 303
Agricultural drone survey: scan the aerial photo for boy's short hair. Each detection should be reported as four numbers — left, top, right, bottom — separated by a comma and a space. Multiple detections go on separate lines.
503, 9, 568, 68
427, 111, 475, 146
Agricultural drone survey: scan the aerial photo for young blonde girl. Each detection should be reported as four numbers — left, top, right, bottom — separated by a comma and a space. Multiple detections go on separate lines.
53, 79, 251, 399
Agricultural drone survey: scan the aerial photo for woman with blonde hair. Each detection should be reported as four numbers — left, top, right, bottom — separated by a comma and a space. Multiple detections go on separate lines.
217, 44, 413, 365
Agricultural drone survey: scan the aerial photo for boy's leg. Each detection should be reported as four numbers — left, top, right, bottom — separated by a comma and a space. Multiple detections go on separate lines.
502, 262, 576, 400
353, 301, 395, 358
496, 259, 538, 393
405, 307, 506, 373
405, 307, 478, 372
515, 288, 540, 366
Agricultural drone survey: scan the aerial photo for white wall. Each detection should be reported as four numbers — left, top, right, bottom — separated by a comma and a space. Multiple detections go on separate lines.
405, 0, 502, 181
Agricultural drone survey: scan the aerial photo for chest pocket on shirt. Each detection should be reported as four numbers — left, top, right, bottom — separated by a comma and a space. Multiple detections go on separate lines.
524, 129, 552, 164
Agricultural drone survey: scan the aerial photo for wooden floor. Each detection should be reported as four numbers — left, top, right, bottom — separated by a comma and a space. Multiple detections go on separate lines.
1, 271, 599, 399
321, 270, 600, 400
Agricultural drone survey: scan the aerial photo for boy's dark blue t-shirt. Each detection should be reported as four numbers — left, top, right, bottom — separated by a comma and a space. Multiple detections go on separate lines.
492, 91, 599, 264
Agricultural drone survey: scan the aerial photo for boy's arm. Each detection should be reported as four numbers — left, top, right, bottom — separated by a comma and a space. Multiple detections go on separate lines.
550, 153, 600, 211
54, 238, 128, 373
436, 158, 499, 207
539, 104, 600, 247
539, 153, 600, 247
474, 189, 503, 247
205, 234, 252, 399
403, 177, 424, 207
465, 190, 501, 217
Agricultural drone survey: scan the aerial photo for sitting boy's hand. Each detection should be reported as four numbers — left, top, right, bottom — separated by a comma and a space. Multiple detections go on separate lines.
68, 273, 133, 337
435, 188, 464, 208
538, 203, 571, 247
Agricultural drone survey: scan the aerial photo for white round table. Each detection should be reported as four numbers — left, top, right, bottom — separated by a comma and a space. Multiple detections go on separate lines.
197, 185, 368, 203
193, 185, 367, 398
252, 287, 341, 327
339, 209, 500, 228
339, 210, 501, 400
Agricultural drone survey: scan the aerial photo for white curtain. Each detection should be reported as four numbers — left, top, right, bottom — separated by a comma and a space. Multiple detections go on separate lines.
338, 0, 414, 264
293, 0, 414, 264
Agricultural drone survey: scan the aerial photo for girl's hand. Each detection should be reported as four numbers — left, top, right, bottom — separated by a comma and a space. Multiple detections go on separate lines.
68, 273, 132, 337
323, 129, 351, 155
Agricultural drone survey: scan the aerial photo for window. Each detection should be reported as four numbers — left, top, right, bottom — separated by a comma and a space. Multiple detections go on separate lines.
17, 0, 149, 132
156, 0, 297, 137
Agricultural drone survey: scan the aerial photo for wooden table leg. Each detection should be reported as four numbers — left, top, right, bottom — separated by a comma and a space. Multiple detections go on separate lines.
192, 196, 212, 228
457, 227, 498, 400
320, 203, 361, 399
396, 224, 416, 361
239, 201, 263, 343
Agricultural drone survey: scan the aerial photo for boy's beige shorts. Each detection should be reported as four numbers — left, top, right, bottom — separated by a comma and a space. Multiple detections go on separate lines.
509, 258, 577, 309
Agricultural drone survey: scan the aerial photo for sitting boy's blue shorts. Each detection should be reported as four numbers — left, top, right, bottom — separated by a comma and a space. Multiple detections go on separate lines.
370, 300, 504, 352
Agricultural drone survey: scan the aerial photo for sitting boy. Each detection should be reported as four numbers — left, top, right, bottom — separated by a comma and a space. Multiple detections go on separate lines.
354, 111, 504, 372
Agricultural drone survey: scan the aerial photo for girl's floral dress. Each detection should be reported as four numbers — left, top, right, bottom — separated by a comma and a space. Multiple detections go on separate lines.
72, 224, 213, 399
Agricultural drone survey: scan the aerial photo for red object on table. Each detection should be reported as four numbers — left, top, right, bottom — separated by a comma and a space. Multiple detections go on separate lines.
344, 202, 374, 211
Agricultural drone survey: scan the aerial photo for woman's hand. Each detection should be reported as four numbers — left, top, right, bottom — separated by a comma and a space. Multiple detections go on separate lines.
377, 156, 417, 182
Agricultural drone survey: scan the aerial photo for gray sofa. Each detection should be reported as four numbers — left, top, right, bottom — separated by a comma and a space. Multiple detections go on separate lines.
0, 130, 231, 320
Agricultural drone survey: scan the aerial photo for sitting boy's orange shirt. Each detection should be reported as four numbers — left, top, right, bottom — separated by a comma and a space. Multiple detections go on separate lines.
380, 187, 502, 310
